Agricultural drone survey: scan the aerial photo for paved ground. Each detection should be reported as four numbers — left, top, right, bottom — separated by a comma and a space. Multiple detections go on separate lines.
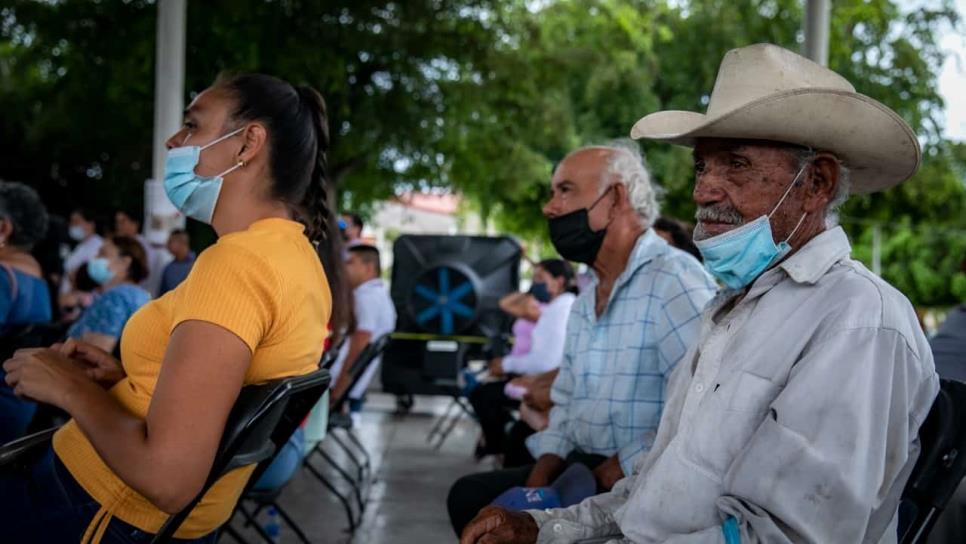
225, 393, 486, 543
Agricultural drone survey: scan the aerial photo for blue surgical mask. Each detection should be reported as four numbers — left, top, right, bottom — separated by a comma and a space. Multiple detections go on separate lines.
694, 165, 808, 290
87, 257, 115, 286
68, 225, 87, 242
163, 127, 245, 224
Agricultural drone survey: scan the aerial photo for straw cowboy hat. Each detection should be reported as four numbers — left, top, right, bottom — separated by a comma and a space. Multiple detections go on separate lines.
630, 43, 920, 193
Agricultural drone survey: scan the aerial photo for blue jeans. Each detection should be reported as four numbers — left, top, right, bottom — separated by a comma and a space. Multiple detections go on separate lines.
252, 427, 304, 492
0, 447, 217, 543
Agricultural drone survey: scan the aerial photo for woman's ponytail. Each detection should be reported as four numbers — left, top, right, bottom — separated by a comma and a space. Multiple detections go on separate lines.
217, 73, 350, 344
296, 86, 350, 340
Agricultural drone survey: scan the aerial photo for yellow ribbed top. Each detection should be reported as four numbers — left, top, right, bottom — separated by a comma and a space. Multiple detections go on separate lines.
53, 218, 331, 539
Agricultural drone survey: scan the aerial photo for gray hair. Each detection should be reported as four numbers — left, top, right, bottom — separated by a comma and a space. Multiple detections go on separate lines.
790, 148, 851, 228
590, 139, 661, 228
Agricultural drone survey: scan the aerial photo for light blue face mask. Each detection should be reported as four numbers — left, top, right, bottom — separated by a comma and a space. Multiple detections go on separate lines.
87, 257, 115, 286
163, 127, 245, 224
694, 165, 808, 290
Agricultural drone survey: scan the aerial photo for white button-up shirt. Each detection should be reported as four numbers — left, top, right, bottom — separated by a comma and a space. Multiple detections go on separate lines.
528, 227, 938, 543
501, 291, 577, 376
60, 234, 103, 294
330, 277, 397, 399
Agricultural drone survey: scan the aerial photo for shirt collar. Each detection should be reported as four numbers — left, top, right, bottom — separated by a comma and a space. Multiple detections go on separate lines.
582, 229, 668, 318
739, 226, 852, 303
777, 226, 852, 285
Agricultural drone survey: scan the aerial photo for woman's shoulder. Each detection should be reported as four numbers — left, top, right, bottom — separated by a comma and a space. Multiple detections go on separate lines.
0, 253, 43, 279
551, 292, 577, 309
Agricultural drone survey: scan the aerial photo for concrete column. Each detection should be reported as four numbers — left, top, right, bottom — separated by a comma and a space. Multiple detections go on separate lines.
145, 0, 187, 246
803, 0, 831, 66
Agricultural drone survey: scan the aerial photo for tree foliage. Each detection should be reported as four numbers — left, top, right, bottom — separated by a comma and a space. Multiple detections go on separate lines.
1, 0, 963, 305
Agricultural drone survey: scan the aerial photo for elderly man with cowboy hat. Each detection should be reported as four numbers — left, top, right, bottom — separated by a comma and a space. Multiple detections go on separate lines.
460, 43, 938, 544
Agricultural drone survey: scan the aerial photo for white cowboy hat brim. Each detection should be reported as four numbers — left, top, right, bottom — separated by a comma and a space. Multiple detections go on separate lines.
630, 88, 921, 194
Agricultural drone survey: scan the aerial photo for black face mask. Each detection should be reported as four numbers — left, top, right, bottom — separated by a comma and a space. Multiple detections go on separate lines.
547, 186, 613, 264
528, 281, 552, 303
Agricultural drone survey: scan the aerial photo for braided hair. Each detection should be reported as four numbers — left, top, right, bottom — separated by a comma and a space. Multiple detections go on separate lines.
215, 74, 349, 337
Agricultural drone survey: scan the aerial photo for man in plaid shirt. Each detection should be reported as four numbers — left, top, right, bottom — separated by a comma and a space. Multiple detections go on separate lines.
448, 142, 716, 535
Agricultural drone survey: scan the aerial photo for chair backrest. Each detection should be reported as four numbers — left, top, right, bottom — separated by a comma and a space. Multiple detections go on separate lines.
0, 426, 60, 471
320, 333, 347, 370
898, 378, 966, 543
152, 368, 330, 542
331, 333, 393, 413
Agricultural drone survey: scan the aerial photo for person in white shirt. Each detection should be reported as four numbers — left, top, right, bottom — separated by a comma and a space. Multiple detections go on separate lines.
60, 208, 103, 295
330, 244, 397, 421
462, 43, 938, 544
471, 259, 578, 462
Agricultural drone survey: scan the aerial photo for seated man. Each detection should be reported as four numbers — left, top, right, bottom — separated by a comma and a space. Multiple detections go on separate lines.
448, 141, 717, 535
159, 229, 195, 296
461, 44, 938, 544
329, 244, 397, 422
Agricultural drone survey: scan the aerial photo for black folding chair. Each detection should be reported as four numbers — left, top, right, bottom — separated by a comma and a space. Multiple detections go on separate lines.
899, 378, 966, 543
319, 333, 347, 371
302, 333, 392, 533
0, 368, 330, 543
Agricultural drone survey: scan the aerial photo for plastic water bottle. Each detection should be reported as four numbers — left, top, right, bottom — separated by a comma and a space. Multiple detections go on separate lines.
264, 506, 281, 543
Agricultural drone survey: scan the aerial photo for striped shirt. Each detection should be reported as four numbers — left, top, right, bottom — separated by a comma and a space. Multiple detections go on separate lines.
526, 229, 716, 474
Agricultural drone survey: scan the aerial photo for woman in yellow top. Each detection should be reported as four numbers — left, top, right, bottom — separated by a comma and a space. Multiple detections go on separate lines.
1, 73, 348, 543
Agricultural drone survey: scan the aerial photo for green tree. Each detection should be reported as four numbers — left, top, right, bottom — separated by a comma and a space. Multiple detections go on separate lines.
0, 0, 502, 215
1, 0, 963, 305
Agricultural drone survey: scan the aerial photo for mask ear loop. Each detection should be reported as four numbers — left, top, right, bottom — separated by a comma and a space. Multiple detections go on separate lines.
772, 161, 811, 244
199, 126, 246, 151
216, 160, 245, 178
768, 162, 809, 218
588, 184, 615, 212
783, 211, 808, 244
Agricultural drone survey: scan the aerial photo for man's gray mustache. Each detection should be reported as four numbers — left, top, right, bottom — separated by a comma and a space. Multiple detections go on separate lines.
694, 205, 744, 225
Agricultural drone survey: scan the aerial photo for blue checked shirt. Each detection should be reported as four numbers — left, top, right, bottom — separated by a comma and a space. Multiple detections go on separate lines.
526, 229, 716, 474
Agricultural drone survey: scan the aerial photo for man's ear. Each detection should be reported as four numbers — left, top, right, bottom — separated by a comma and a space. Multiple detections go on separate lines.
802, 154, 840, 214
608, 182, 629, 218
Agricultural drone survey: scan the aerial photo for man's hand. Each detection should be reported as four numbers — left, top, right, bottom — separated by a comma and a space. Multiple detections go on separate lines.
525, 454, 566, 488
592, 455, 624, 491
460, 505, 539, 544
57, 338, 125, 386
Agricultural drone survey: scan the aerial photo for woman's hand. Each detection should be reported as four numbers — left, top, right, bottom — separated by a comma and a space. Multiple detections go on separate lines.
3, 348, 96, 410
509, 374, 537, 389
56, 338, 126, 386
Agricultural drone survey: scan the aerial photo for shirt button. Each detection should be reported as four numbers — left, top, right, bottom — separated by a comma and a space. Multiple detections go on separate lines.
695, 383, 705, 393
553, 523, 563, 533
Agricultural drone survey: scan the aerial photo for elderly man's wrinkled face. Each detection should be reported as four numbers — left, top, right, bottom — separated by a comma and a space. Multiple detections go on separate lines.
692, 138, 810, 242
